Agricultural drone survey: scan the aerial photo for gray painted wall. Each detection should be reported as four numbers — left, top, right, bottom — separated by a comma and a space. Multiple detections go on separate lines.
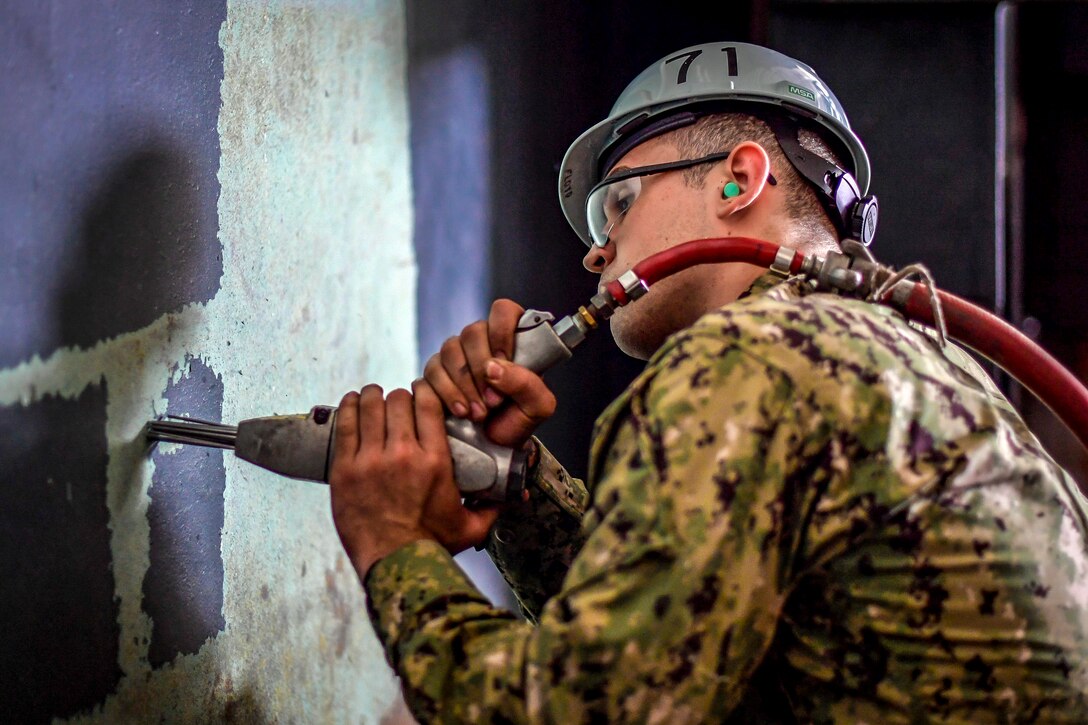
0, 1, 419, 721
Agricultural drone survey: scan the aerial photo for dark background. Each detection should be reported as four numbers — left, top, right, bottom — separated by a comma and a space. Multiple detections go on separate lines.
408, 0, 1088, 492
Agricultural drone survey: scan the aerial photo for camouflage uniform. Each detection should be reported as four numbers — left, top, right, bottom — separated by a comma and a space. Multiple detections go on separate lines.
365, 274, 1088, 723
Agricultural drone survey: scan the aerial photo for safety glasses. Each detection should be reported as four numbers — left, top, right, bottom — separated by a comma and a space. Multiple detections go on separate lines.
584, 150, 734, 248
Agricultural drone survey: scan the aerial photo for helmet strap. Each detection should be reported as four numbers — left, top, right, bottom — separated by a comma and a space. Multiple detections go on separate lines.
761, 112, 879, 246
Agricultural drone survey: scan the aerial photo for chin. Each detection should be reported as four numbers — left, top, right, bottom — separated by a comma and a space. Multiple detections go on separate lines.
608, 307, 665, 361
605, 266, 717, 358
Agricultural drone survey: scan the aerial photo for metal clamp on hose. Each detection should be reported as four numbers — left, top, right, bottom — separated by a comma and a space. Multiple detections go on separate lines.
617, 270, 650, 301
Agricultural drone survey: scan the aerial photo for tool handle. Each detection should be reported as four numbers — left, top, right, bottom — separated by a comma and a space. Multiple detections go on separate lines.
512, 309, 572, 373
234, 406, 528, 502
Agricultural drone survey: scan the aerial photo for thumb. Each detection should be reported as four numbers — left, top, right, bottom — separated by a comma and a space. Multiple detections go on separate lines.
482, 358, 556, 446
447, 505, 503, 554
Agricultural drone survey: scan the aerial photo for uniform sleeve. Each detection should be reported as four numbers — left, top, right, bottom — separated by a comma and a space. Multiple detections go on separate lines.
364, 335, 808, 723
484, 439, 589, 622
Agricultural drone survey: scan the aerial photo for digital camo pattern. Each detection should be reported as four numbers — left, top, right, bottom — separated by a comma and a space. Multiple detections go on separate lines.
485, 440, 589, 622
366, 274, 1088, 723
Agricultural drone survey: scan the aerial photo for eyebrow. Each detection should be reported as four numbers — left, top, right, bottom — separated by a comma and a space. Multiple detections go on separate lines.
605, 165, 632, 179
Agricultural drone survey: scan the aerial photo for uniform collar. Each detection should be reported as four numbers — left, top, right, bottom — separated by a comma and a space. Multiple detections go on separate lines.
737, 271, 789, 301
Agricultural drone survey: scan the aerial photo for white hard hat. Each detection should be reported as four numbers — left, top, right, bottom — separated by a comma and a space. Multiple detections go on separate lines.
559, 42, 875, 247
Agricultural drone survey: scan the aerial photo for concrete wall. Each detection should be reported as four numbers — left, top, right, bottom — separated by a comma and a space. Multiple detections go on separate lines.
0, 0, 418, 721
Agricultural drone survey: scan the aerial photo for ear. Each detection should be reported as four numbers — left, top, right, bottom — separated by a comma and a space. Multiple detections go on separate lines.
713, 141, 773, 218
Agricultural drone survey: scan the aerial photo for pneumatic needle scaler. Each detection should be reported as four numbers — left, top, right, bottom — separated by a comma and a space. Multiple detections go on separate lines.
145, 290, 625, 503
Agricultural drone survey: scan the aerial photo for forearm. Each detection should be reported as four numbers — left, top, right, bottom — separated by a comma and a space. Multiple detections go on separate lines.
363, 419, 787, 724
366, 541, 533, 722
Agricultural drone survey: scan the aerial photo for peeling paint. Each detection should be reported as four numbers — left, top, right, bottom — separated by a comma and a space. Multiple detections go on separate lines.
0, 382, 122, 723
0, 0, 418, 721
144, 356, 227, 667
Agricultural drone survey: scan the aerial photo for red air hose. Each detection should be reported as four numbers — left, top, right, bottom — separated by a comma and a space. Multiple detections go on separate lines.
632, 237, 805, 284
602, 237, 1088, 454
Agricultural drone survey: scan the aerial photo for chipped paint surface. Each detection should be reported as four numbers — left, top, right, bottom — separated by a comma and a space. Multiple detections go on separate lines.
0, 0, 418, 721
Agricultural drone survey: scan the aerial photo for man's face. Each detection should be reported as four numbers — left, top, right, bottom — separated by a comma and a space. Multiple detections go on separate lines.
582, 136, 732, 360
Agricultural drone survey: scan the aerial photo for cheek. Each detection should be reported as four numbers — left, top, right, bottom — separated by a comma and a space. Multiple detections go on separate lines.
612, 225, 670, 270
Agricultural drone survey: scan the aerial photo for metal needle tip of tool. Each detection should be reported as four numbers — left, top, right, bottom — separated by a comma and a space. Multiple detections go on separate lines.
145, 417, 239, 450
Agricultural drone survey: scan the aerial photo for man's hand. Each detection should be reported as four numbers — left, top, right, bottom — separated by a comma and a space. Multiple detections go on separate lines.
423, 299, 557, 447
328, 380, 501, 577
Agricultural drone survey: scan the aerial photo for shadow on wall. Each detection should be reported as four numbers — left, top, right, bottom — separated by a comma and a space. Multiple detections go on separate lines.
0, 138, 226, 722
58, 142, 222, 349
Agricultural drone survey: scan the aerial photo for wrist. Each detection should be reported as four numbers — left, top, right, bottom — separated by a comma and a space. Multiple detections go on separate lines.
351, 529, 435, 578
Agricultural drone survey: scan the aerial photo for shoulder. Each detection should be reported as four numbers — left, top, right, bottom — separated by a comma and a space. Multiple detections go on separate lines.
621, 288, 811, 452
636, 277, 979, 450
646, 277, 898, 387
656, 276, 994, 399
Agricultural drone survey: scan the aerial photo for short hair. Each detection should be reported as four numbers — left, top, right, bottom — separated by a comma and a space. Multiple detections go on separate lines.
668, 111, 845, 248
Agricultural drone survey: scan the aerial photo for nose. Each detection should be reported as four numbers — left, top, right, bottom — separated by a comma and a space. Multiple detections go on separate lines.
582, 239, 615, 273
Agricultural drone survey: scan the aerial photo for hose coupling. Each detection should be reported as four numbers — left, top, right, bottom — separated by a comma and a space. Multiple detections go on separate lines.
617, 270, 650, 301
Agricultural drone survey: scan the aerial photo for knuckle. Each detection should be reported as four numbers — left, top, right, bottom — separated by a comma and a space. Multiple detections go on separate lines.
388, 449, 411, 467
462, 319, 487, 338
421, 449, 445, 470
492, 298, 522, 315
356, 450, 381, 468
534, 389, 558, 418
440, 337, 462, 358
415, 386, 439, 409
389, 443, 421, 468
424, 362, 447, 387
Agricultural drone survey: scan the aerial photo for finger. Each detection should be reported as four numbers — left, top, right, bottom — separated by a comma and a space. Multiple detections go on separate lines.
385, 388, 417, 447
483, 358, 556, 446
411, 379, 451, 455
459, 320, 495, 402
484, 359, 557, 420
357, 384, 385, 457
440, 337, 487, 420
333, 391, 361, 461
423, 353, 470, 418
487, 299, 525, 362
